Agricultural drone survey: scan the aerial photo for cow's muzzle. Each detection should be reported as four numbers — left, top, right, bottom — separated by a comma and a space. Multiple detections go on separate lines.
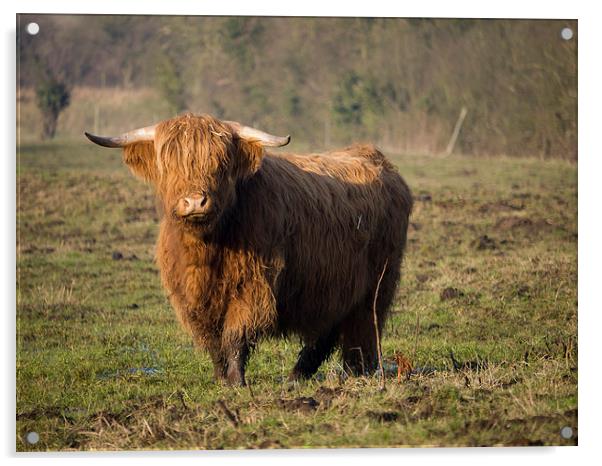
176, 194, 212, 218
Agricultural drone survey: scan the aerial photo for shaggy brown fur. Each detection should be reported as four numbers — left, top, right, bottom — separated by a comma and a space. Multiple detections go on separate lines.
120, 113, 412, 385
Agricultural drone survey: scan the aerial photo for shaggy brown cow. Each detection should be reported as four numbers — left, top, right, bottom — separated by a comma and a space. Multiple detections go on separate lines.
85, 113, 412, 386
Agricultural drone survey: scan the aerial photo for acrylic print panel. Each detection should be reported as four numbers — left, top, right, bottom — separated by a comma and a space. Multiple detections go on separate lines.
16, 14, 577, 451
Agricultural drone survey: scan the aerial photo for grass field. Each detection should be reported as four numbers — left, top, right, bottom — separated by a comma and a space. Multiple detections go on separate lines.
16, 140, 577, 450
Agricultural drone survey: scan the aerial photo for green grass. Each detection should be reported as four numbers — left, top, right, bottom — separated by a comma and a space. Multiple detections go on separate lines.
16, 141, 577, 450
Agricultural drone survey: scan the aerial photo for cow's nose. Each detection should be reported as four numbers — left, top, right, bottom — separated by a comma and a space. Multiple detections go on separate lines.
176, 194, 211, 217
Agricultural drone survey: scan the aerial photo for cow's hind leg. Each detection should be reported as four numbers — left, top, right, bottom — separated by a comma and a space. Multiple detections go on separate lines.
340, 307, 379, 376
289, 326, 340, 381
341, 264, 399, 376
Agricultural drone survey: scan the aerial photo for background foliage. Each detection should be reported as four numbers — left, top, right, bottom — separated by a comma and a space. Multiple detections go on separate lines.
17, 16, 577, 158
34, 78, 70, 139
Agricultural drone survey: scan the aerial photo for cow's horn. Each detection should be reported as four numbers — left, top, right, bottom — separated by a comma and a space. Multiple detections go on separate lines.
84, 124, 157, 148
226, 121, 290, 147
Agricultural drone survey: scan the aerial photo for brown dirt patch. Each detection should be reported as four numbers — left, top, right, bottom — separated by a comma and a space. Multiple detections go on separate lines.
478, 200, 525, 213
277, 397, 319, 413
472, 235, 497, 250
440, 287, 465, 301
495, 216, 557, 235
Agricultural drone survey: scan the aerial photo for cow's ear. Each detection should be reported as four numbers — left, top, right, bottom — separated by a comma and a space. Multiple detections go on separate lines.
123, 141, 158, 183
232, 137, 265, 180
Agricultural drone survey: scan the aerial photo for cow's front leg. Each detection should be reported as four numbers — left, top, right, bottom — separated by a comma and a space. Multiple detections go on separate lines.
210, 352, 227, 383
206, 341, 228, 383
225, 340, 250, 386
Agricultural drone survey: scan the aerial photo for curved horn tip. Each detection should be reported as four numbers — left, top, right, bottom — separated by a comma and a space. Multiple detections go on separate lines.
258, 134, 291, 148
260, 134, 291, 148
84, 132, 122, 148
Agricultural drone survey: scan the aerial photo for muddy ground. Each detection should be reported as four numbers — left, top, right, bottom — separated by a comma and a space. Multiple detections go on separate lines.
17, 143, 577, 450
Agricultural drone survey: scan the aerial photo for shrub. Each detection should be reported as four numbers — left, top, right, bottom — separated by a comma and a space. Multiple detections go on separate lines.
35, 78, 70, 139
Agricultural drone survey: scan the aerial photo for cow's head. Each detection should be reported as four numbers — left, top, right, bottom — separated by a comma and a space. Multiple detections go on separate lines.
85, 113, 289, 232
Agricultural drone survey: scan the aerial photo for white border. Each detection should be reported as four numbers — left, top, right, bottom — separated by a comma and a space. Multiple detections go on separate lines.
6, 1, 584, 18
4, 1, 601, 465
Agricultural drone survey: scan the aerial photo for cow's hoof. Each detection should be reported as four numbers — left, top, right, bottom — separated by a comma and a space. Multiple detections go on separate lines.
225, 373, 246, 387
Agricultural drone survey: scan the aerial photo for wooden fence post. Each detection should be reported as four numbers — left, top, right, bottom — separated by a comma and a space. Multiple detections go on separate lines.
444, 106, 468, 156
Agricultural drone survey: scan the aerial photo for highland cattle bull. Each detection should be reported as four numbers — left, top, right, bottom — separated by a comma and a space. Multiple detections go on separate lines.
85, 113, 412, 386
